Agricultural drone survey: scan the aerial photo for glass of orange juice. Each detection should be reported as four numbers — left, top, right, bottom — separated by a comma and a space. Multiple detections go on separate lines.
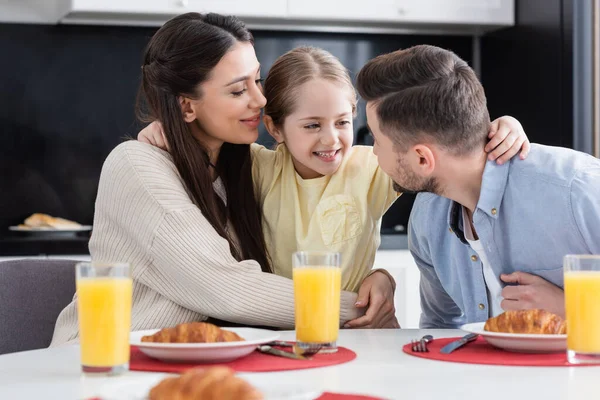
293, 251, 341, 354
76, 262, 132, 375
564, 255, 600, 364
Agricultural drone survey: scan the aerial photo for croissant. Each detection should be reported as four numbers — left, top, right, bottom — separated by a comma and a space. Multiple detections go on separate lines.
484, 309, 567, 334
149, 367, 263, 400
141, 322, 244, 343
23, 213, 81, 229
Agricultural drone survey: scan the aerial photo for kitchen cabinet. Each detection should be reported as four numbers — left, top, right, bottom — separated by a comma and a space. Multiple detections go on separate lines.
288, 0, 514, 27
1, 0, 513, 35
67, 0, 287, 19
288, 0, 400, 23
397, 0, 513, 25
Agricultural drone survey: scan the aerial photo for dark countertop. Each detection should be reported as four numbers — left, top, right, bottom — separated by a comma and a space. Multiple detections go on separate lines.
0, 234, 90, 256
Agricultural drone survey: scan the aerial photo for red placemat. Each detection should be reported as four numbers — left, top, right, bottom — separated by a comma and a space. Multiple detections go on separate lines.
130, 345, 356, 373
87, 391, 384, 400
317, 393, 385, 400
403, 336, 600, 366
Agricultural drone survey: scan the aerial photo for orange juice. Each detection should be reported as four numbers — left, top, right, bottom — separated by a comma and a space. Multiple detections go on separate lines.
565, 271, 600, 353
77, 277, 133, 367
293, 267, 341, 343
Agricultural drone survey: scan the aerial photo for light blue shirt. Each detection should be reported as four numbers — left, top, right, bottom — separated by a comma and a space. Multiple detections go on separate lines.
408, 144, 600, 328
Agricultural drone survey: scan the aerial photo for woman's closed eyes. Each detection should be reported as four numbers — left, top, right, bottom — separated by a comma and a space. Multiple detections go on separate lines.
231, 78, 264, 97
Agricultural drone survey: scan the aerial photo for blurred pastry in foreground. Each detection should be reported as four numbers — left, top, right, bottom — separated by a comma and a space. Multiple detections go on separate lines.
149, 367, 263, 400
141, 322, 244, 343
484, 309, 567, 334
21, 213, 82, 229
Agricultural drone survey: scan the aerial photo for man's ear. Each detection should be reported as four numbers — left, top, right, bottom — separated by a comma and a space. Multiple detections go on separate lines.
412, 144, 436, 177
263, 115, 284, 143
179, 96, 197, 123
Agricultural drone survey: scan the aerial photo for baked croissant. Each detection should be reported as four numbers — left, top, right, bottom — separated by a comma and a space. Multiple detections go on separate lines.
141, 322, 244, 343
23, 213, 81, 229
149, 367, 263, 400
484, 309, 567, 334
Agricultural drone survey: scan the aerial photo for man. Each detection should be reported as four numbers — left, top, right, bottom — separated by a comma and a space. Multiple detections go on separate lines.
356, 45, 600, 328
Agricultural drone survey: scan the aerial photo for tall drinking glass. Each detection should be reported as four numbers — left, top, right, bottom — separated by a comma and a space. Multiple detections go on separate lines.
293, 251, 341, 354
76, 262, 132, 375
564, 255, 600, 364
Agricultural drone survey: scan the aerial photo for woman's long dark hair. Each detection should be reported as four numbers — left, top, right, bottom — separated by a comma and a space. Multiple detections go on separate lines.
137, 12, 271, 273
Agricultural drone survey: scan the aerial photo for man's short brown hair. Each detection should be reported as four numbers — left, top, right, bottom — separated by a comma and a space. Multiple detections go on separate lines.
357, 45, 490, 155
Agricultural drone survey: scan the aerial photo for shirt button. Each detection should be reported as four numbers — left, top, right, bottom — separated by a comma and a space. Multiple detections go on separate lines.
491, 208, 498, 215
478, 303, 486, 310
471, 255, 478, 262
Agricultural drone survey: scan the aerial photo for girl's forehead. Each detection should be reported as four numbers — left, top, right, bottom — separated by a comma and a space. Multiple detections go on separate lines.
295, 78, 347, 92
292, 80, 354, 115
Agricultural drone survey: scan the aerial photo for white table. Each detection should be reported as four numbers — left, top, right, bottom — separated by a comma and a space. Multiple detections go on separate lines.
0, 329, 596, 400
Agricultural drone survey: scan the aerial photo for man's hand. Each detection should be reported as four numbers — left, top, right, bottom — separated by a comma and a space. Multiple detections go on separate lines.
344, 271, 400, 329
500, 271, 565, 318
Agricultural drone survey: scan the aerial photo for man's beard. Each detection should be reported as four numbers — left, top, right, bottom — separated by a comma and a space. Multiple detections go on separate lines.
393, 153, 442, 195
391, 158, 441, 195
392, 178, 440, 195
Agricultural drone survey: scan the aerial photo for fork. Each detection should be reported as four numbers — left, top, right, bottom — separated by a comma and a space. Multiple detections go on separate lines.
411, 334, 434, 352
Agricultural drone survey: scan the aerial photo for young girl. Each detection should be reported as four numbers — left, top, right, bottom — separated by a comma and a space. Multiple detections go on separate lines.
139, 46, 529, 327
256, 46, 528, 292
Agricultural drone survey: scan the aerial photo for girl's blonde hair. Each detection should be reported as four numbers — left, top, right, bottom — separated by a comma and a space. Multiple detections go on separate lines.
264, 46, 357, 126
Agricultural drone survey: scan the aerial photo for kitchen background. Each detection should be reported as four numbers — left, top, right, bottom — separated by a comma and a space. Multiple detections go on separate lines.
0, 0, 597, 257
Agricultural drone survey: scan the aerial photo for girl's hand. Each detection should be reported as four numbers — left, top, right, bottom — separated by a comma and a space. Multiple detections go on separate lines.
485, 116, 530, 165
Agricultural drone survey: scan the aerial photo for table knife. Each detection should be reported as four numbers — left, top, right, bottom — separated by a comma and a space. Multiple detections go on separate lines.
440, 333, 479, 354
257, 345, 309, 360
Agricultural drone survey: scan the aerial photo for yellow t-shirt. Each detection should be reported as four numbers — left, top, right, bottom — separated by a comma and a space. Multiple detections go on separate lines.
251, 143, 399, 292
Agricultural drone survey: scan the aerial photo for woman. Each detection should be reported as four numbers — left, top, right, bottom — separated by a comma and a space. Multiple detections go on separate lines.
51, 13, 396, 345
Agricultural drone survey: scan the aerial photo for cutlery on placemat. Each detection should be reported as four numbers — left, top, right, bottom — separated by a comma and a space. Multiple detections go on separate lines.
257, 345, 309, 360
410, 334, 434, 352
267, 340, 296, 347
266, 341, 322, 356
440, 333, 479, 354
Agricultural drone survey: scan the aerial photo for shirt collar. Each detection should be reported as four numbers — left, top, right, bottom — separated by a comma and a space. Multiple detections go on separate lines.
447, 160, 510, 242
476, 160, 510, 218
